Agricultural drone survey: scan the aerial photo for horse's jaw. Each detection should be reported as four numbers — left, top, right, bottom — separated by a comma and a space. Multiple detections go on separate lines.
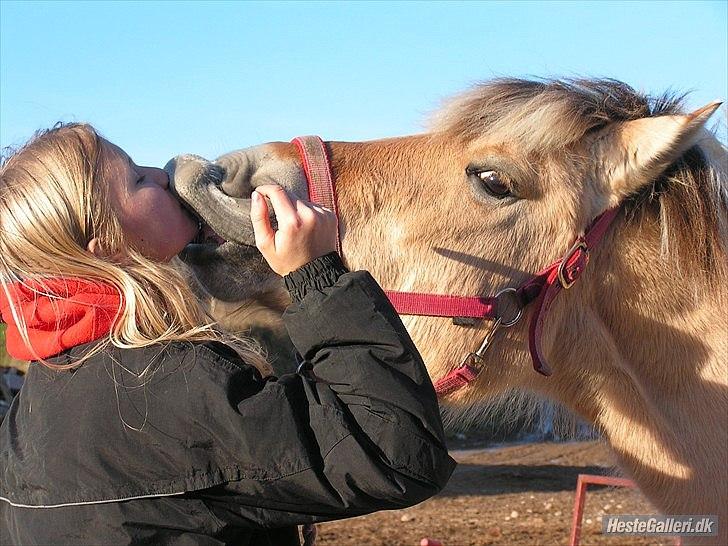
177, 240, 282, 303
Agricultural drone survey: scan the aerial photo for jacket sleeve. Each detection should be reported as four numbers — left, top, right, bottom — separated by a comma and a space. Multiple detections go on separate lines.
202, 252, 456, 528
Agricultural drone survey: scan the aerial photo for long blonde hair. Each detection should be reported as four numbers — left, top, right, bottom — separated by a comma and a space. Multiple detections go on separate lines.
0, 123, 271, 374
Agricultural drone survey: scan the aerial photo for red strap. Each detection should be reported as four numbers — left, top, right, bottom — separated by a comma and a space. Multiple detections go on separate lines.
526, 208, 621, 375
433, 361, 480, 397
383, 291, 497, 319
291, 136, 342, 255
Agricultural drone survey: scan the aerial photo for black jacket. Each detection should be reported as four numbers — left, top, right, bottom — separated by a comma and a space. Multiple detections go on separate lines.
1, 253, 456, 545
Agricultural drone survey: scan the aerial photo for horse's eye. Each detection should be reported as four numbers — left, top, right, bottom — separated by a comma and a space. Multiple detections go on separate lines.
473, 169, 511, 199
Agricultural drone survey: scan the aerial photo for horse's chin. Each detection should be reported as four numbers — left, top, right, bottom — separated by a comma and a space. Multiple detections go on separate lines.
178, 241, 280, 303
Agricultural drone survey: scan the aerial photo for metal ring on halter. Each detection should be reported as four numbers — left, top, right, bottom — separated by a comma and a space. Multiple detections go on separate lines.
494, 287, 523, 327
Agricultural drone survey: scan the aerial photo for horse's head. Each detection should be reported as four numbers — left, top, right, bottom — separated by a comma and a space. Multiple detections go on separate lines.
172, 78, 725, 404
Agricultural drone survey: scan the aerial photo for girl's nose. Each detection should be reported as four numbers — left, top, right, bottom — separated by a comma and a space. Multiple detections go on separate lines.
151, 167, 170, 190
139, 166, 170, 190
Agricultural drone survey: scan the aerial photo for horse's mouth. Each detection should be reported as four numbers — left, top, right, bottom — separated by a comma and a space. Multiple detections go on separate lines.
179, 217, 264, 271
189, 221, 227, 248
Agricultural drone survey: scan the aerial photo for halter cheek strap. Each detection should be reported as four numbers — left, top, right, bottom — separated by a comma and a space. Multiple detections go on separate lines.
291, 135, 621, 397
524, 208, 620, 375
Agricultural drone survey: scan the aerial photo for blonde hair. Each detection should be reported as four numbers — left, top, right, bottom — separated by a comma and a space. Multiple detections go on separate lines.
0, 123, 271, 374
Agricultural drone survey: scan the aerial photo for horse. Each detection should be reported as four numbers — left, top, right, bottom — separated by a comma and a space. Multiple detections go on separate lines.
169, 78, 727, 544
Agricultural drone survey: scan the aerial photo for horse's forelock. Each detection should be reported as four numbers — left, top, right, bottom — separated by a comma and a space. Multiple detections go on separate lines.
430, 78, 689, 151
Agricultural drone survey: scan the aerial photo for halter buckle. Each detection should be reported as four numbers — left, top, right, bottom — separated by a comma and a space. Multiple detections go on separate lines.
557, 240, 589, 289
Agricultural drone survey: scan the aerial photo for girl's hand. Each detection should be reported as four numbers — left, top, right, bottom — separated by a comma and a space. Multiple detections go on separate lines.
250, 184, 338, 276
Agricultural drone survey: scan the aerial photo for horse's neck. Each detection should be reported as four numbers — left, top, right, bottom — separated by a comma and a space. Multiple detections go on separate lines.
546, 215, 727, 514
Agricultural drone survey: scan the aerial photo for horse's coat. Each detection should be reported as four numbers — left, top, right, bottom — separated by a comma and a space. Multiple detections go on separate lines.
171, 79, 727, 545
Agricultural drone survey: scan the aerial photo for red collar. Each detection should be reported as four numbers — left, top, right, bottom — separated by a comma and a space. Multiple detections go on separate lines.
0, 278, 122, 361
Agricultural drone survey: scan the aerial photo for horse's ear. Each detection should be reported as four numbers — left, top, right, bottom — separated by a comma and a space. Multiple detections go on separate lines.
593, 101, 722, 203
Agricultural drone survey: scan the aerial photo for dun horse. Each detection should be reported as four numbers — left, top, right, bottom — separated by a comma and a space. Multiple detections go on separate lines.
170, 79, 727, 544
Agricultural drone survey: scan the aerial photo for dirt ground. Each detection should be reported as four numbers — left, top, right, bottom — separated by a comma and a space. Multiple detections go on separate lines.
312, 439, 675, 546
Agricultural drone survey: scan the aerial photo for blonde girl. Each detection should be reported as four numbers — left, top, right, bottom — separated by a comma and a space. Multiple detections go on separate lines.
0, 123, 454, 546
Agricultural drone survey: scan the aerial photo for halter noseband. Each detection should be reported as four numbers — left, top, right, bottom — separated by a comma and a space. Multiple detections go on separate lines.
292, 136, 620, 398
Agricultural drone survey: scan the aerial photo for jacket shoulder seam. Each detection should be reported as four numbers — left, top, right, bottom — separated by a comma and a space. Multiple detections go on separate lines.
197, 344, 252, 374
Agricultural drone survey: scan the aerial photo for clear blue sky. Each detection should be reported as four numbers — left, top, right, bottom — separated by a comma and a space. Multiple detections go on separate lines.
1, 1, 726, 166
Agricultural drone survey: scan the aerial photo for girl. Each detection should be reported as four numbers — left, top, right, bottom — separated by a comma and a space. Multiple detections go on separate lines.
0, 123, 455, 545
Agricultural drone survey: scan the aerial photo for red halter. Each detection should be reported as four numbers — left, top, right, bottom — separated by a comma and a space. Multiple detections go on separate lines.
291, 136, 620, 398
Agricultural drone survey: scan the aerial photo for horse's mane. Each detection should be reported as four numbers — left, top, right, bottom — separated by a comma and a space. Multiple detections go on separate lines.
432, 78, 728, 279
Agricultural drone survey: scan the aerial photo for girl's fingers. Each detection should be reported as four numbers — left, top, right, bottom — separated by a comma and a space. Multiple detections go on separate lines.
250, 184, 338, 275
253, 184, 299, 229
250, 191, 275, 251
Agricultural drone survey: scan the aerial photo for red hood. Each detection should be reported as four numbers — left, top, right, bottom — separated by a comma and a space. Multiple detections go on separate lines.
0, 278, 122, 361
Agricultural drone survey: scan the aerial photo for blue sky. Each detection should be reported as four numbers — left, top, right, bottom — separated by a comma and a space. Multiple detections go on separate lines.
1, 1, 726, 166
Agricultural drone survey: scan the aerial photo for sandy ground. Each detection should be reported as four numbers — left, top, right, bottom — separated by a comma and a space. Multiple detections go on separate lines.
311, 439, 674, 546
